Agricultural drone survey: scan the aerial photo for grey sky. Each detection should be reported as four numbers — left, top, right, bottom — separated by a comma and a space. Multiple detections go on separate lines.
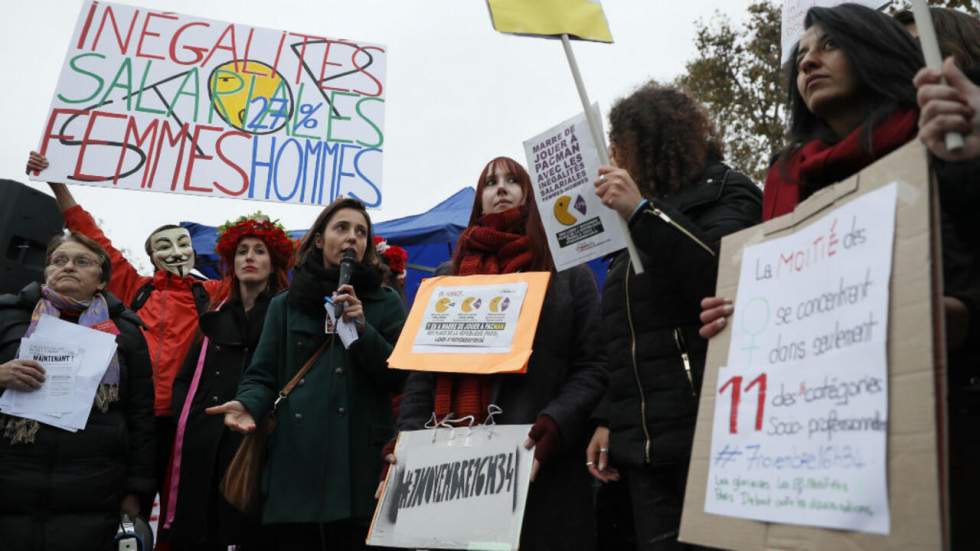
1, 0, 754, 274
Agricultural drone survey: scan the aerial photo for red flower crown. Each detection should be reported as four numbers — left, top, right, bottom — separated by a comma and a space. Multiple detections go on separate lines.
373, 235, 408, 274
215, 212, 295, 268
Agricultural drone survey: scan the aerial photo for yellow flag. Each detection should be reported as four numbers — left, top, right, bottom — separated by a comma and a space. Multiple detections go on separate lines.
486, 0, 613, 43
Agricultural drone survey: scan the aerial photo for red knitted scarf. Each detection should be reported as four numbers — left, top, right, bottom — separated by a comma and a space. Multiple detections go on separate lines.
763, 109, 918, 220
433, 207, 532, 423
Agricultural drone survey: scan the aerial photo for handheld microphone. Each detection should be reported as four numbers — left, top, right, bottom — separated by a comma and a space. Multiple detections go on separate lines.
336, 249, 357, 318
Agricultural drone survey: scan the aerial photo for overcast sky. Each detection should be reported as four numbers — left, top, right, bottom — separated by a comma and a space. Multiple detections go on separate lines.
1, 0, 755, 274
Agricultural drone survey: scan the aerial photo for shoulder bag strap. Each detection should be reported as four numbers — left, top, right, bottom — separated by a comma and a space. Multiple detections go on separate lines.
273, 335, 332, 411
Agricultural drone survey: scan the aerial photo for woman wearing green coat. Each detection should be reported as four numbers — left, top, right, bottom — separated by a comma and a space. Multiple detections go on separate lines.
208, 198, 406, 550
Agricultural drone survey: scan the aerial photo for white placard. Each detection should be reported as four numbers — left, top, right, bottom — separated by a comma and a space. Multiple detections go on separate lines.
8, 338, 81, 416
704, 183, 898, 535
523, 104, 627, 271
0, 315, 118, 432
32, 0, 387, 207
412, 282, 528, 354
369, 424, 535, 550
781, 1, 890, 64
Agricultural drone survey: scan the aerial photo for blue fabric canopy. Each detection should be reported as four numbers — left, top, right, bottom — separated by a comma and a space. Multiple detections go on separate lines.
181, 188, 476, 305
181, 186, 607, 306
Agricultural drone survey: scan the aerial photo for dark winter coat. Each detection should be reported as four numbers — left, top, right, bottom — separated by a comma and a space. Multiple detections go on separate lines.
398, 265, 608, 550
0, 282, 155, 551
235, 285, 406, 525
168, 293, 272, 546
594, 162, 762, 468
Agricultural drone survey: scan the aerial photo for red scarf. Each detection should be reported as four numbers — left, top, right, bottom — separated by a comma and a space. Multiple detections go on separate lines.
434, 207, 533, 423
763, 109, 918, 221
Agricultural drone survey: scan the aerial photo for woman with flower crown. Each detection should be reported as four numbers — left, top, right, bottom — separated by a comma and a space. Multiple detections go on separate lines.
165, 213, 294, 550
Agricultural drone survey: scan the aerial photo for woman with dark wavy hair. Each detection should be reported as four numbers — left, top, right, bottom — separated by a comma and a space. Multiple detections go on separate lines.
587, 82, 761, 550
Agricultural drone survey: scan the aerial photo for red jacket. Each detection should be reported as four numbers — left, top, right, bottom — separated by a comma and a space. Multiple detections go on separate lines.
64, 206, 227, 416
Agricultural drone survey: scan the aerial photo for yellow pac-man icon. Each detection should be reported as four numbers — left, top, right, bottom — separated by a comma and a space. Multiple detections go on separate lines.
489, 296, 511, 312
435, 297, 454, 313
461, 297, 482, 312
209, 60, 292, 134
553, 195, 577, 226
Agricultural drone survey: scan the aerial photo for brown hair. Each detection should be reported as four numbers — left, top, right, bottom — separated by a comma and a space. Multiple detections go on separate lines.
296, 197, 381, 269
607, 82, 724, 197
450, 157, 554, 273
46, 231, 112, 284
894, 7, 980, 72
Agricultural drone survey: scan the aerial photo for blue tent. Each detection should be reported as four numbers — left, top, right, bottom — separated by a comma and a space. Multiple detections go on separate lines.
181, 188, 476, 305
181, 187, 608, 305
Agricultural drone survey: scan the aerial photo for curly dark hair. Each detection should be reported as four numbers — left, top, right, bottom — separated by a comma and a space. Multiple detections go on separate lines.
607, 82, 724, 197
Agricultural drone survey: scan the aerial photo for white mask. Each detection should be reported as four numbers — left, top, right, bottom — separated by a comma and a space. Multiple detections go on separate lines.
149, 227, 195, 276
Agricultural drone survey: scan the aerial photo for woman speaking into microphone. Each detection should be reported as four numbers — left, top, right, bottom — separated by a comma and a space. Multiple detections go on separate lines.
208, 198, 407, 550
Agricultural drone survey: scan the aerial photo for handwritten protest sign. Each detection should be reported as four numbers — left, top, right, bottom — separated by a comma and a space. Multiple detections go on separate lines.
31, 0, 386, 206
780, 1, 889, 64
389, 273, 550, 375
680, 143, 945, 549
523, 106, 627, 271
369, 424, 535, 550
705, 183, 897, 534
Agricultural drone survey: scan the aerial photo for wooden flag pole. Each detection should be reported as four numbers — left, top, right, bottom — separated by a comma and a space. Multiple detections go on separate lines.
560, 33, 645, 274
911, 0, 965, 152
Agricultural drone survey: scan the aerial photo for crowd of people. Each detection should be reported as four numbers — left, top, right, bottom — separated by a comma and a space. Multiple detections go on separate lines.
0, 3, 978, 550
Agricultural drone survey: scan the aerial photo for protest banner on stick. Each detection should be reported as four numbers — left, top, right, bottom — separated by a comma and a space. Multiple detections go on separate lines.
679, 142, 947, 549
523, 104, 627, 271
485, 0, 644, 273
31, 0, 387, 207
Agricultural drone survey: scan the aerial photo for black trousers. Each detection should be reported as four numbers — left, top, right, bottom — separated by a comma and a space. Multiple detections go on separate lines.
626, 463, 714, 551
270, 522, 370, 551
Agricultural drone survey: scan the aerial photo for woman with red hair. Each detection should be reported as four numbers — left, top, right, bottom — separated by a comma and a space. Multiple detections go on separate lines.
392, 157, 607, 549
165, 213, 294, 550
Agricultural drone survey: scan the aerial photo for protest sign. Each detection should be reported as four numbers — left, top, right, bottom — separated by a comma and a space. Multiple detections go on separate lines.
388, 273, 550, 375
485, 0, 613, 43
523, 106, 627, 271
31, 0, 386, 207
704, 183, 897, 534
780, 1, 889, 64
368, 424, 535, 550
680, 142, 946, 549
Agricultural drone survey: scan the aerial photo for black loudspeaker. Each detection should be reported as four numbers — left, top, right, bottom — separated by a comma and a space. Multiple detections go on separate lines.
0, 180, 64, 295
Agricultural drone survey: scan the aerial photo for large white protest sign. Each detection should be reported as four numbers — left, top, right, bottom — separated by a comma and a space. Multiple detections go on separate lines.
368, 424, 535, 550
523, 105, 627, 271
780, 1, 890, 64
704, 183, 897, 535
32, 0, 386, 207
412, 281, 528, 354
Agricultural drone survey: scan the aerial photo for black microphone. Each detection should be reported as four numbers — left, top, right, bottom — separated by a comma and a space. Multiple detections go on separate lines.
336, 249, 357, 318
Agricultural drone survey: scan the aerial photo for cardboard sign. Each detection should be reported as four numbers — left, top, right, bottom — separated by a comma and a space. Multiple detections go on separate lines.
680, 142, 946, 549
388, 273, 551, 375
705, 183, 898, 534
368, 424, 535, 550
486, 0, 613, 43
523, 106, 627, 271
32, 1, 386, 206
780, 1, 889, 64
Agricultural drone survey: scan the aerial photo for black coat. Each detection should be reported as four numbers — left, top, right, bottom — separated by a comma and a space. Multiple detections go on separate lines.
169, 293, 271, 546
398, 265, 607, 550
595, 162, 762, 468
0, 282, 155, 551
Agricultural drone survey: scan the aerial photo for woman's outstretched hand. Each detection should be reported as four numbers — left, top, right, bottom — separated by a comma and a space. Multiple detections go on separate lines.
206, 400, 256, 434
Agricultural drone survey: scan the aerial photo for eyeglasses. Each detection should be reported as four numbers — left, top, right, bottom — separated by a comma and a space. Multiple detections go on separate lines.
49, 254, 101, 269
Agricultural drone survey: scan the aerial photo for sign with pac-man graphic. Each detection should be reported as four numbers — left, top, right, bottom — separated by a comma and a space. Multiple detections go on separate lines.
523, 104, 627, 271
388, 273, 551, 375
31, 0, 386, 207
